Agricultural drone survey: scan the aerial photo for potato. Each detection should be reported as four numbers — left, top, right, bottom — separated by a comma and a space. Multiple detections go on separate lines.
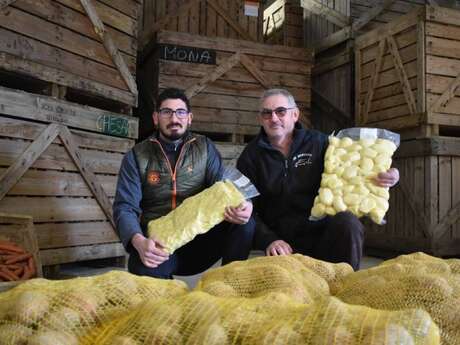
333, 196, 347, 213
262, 324, 303, 345
0, 323, 33, 345
187, 321, 228, 345
10, 291, 49, 325
319, 188, 334, 206
45, 307, 81, 331
339, 137, 353, 148
28, 330, 78, 345
111, 336, 138, 345
361, 324, 414, 345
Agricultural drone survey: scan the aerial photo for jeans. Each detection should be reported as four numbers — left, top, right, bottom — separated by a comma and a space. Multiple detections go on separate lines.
128, 218, 256, 279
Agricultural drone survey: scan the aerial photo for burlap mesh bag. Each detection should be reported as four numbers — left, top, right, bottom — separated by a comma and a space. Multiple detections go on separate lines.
195, 254, 353, 303
147, 180, 245, 254
0, 271, 188, 345
86, 291, 439, 345
335, 252, 460, 344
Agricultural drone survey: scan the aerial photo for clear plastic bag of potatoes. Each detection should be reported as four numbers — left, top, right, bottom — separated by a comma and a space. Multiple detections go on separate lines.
310, 128, 400, 224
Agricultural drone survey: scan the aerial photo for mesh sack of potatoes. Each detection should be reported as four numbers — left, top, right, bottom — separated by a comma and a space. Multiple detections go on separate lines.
195, 254, 353, 303
335, 252, 460, 345
310, 128, 399, 224
0, 270, 188, 345
147, 180, 245, 254
85, 290, 439, 345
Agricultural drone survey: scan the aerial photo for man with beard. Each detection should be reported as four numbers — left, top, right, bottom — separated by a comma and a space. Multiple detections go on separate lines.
113, 88, 255, 279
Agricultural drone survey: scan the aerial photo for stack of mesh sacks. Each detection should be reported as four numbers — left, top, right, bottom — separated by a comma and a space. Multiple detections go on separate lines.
2, 253, 460, 344
311, 128, 399, 224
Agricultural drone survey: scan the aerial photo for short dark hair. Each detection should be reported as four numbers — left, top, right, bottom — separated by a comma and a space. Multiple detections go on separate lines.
156, 88, 191, 112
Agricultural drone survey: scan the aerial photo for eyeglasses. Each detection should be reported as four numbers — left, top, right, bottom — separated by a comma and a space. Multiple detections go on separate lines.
260, 107, 296, 120
158, 108, 189, 119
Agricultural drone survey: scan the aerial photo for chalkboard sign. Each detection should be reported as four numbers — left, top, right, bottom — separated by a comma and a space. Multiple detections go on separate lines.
158, 44, 216, 65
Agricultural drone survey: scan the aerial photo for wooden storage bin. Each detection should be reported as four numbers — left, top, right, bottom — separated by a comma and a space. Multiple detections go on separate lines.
365, 136, 460, 257
140, 0, 263, 53
139, 30, 313, 142
0, 0, 140, 112
0, 93, 136, 268
0, 213, 42, 292
263, 0, 304, 47
355, 5, 460, 139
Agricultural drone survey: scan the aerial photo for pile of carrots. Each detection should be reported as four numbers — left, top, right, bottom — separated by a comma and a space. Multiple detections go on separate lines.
0, 240, 36, 281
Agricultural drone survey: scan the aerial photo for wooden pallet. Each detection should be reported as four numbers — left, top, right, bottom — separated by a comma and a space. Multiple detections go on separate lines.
365, 136, 460, 257
138, 30, 313, 141
0, 0, 140, 112
355, 5, 460, 139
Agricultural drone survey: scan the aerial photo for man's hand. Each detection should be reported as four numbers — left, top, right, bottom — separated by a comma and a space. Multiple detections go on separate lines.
224, 200, 253, 225
374, 167, 400, 188
131, 233, 169, 268
266, 240, 293, 256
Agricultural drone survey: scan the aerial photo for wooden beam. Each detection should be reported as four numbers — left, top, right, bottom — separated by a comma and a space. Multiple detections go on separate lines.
0, 123, 60, 201
427, 0, 439, 5
239, 53, 272, 89
185, 52, 241, 99
312, 48, 352, 76
362, 38, 386, 123
387, 35, 417, 115
429, 72, 460, 114
300, 0, 350, 28
352, 0, 396, 33
79, 0, 138, 97
206, 0, 255, 41
58, 126, 115, 228
0, 0, 17, 10
433, 200, 460, 240
314, 26, 352, 54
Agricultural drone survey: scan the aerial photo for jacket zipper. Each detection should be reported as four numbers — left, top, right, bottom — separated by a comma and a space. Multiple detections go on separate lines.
284, 159, 288, 177
150, 137, 196, 210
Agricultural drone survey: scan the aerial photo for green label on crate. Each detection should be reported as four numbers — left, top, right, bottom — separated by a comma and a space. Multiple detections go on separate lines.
97, 115, 129, 137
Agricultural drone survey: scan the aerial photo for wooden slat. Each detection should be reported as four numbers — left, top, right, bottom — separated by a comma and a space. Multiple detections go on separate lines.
0, 168, 116, 197
0, 86, 138, 138
0, 28, 129, 91
429, 72, 460, 114
80, 0, 138, 97
36, 221, 118, 249
425, 4, 460, 27
386, 35, 417, 115
300, 0, 350, 28
361, 61, 418, 91
97, 0, 139, 19
206, 0, 255, 41
156, 30, 313, 62
239, 53, 273, 89
362, 38, 387, 123
352, 0, 396, 32
40, 242, 125, 266
0, 138, 124, 175
0, 116, 134, 153
58, 126, 115, 227
426, 36, 460, 61
0, 196, 109, 222
0, 124, 60, 201
417, 15, 426, 114
185, 52, 241, 99
314, 26, 352, 54
0, 52, 136, 106
190, 106, 259, 126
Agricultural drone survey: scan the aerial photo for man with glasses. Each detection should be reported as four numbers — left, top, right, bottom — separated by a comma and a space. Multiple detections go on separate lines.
237, 88, 399, 270
113, 88, 255, 279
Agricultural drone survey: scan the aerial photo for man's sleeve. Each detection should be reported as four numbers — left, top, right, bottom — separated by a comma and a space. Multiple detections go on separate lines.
112, 150, 143, 252
237, 148, 279, 251
204, 138, 224, 186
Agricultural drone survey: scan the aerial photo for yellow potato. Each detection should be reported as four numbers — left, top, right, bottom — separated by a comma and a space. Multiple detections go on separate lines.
329, 136, 340, 146
325, 206, 336, 216
319, 188, 334, 206
360, 157, 374, 172
311, 203, 326, 218
343, 193, 361, 206
359, 138, 376, 147
362, 147, 378, 158
359, 197, 376, 213
333, 196, 347, 212
340, 137, 353, 148
343, 166, 359, 180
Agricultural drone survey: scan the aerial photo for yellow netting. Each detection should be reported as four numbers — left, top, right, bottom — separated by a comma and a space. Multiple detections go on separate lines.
195, 254, 353, 302
2, 253, 459, 345
147, 180, 245, 253
336, 252, 460, 344
0, 271, 188, 345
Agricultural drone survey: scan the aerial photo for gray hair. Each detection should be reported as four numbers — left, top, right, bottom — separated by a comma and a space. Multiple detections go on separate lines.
260, 88, 297, 109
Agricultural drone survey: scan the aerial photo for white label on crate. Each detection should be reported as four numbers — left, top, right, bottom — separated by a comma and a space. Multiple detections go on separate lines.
244, 2, 259, 16
360, 128, 378, 140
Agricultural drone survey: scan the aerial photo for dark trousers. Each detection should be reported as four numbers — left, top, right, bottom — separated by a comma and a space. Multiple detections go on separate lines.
291, 212, 364, 270
128, 218, 255, 279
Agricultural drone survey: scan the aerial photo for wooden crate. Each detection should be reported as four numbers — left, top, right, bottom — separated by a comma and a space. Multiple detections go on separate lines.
365, 136, 460, 258
138, 30, 313, 142
140, 0, 264, 54
215, 143, 245, 167
0, 94, 136, 269
0, 0, 140, 113
355, 5, 460, 139
263, 0, 304, 47
0, 212, 42, 292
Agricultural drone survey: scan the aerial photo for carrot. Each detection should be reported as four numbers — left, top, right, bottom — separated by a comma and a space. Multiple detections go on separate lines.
0, 241, 25, 253
0, 267, 18, 281
27, 256, 36, 277
21, 265, 33, 280
5, 253, 32, 265
13, 267, 24, 277
0, 270, 13, 281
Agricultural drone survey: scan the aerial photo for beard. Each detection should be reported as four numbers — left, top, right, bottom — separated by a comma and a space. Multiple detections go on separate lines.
160, 123, 186, 141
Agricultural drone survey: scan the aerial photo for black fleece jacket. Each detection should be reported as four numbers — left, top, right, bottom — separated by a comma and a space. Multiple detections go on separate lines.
237, 123, 328, 251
